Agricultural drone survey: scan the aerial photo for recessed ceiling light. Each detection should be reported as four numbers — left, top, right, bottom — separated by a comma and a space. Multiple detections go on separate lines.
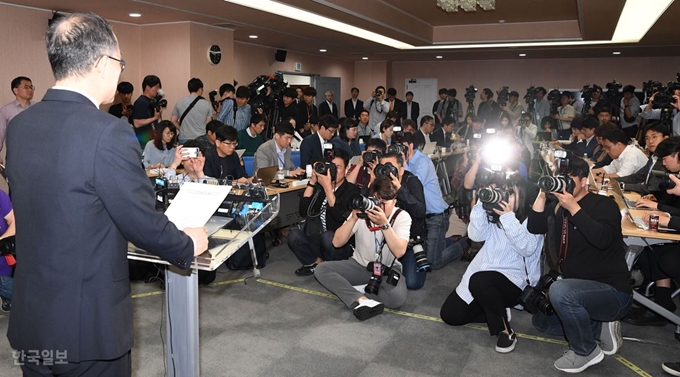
319, 49, 327, 52
519, 53, 526, 57
498, 20, 505, 24
128, 13, 142, 17
612, 51, 621, 55
436, 55, 443, 59
362, 57, 368, 60
249, 35, 258, 39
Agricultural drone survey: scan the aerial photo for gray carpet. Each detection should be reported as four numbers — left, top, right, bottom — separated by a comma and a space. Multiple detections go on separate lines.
0, 238, 678, 376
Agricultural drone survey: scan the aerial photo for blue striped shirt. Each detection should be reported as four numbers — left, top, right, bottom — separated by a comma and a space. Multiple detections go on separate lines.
233, 104, 252, 131
456, 202, 544, 304
216, 99, 234, 125
404, 150, 448, 214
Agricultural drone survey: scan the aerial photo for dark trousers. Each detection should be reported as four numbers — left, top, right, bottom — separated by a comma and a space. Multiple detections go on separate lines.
622, 125, 638, 139
288, 229, 353, 266
440, 271, 521, 336
637, 243, 678, 281
21, 350, 131, 377
659, 246, 680, 279
320, 231, 354, 262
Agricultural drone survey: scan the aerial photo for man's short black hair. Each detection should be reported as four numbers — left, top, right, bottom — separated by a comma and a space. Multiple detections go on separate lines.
595, 122, 618, 137
303, 87, 317, 97
646, 123, 672, 138
570, 117, 583, 130
387, 111, 399, 120
275, 120, 295, 136
381, 152, 404, 167
602, 129, 630, 145
400, 132, 417, 149
482, 88, 494, 99
282, 87, 297, 99
142, 75, 161, 90
205, 119, 223, 134
510, 90, 519, 98
405, 91, 414, 97
365, 138, 387, 153
623, 85, 636, 94
401, 119, 415, 129
116, 81, 133, 94
654, 136, 680, 158
536, 87, 547, 95
387, 88, 397, 96
565, 155, 590, 179
359, 109, 369, 117
580, 115, 598, 130
250, 114, 265, 126
561, 91, 572, 99
442, 116, 455, 126
420, 115, 434, 127
214, 125, 238, 142
11, 76, 32, 93
319, 114, 337, 130
46, 13, 118, 81
333, 147, 350, 168
598, 105, 611, 114
438, 88, 448, 95
447, 88, 457, 97
351, 87, 359, 94
236, 86, 251, 99
219, 83, 235, 97
187, 78, 203, 93
593, 85, 603, 93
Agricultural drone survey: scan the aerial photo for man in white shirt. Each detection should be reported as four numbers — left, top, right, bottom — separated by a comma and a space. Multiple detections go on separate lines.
0, 76, 34, 165
593, 129, 648, 180
364, 86, 390, 133
554, 91, 576, 140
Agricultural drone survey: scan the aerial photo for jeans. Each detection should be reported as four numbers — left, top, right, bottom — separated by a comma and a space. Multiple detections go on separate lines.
287, 229, 323, 265
425, 212, 463, 270
399, 248, 426, 290
532, 278, 632, 356
321, 232, 354, 262
0, 275, 12, 300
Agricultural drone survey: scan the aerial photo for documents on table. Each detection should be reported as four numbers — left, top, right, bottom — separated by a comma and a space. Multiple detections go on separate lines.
164, 182, 231, 230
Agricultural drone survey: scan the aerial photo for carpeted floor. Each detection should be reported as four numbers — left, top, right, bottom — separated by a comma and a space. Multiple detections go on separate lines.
0, 237, 678, 377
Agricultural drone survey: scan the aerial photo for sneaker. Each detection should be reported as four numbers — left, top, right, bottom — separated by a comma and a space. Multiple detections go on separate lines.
496, 331, 517, 353
599, 321, 622, 355
554, 347, 604, 373
295, 264, 316, 276
0, 297, 10, 313
353, 299, 384, 321
662, 361, 680, 376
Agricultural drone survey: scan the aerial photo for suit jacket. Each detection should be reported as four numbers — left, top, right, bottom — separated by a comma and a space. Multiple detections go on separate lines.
617, 156, 664, 195
6, 89, 194, 362
300, 133, 325, 167
432, 99, 452, 126
402, 101, 420, 122
388, 98, 403, 116
318, 101, 338, 118
254, 139, 296, 173
413, 129, 428, 150
430, 127, 452, 148
344, 98, 363, 120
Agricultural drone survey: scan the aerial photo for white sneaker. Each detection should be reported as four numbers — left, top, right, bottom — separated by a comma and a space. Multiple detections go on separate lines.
506, 308, 512, 322
353, 299, 384, 321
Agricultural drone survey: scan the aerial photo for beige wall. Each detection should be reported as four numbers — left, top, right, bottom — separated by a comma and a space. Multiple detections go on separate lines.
189, 23, 234, 96
354, 61, 388, 101
233, 42, 355, 104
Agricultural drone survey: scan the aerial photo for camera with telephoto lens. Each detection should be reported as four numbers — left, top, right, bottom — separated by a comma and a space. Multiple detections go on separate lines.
497, 86, 510, 107
352, 194, 380, 219
374, 162, 398, 178
365, 261, 401, 295
537, 175, 575, 194
517, 270, 561, 315
466, 148, 477, 161
643, 80, 664, 100
0, 236, 15, 257
524, 86, 537, 110
477, 187, 510, 212
547, 88, 561, 115
363, 150, 382, 165
581, 84, 593, 103
387, 143, 406, 156
149, 89, 168, 113
465, 85, 477, 104
652, 170, 678, 190
393, 126, 404, 143
313, 160, 337, 181
409, 235, 431, 272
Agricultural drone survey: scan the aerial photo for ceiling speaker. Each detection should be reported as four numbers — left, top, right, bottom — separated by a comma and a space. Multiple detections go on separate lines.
275, 49, 287, 62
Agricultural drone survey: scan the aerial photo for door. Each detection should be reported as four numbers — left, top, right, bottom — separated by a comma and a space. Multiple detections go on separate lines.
405, 78, 438, 124
313, 76, 341, 116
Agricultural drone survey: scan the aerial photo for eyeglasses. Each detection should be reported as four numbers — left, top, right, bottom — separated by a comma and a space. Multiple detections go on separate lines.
20, 85, 35, 90
219, 141, 238, 147
105, 55, 126, 72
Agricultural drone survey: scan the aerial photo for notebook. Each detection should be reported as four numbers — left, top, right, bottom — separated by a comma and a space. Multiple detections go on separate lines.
422, 142, 438, 156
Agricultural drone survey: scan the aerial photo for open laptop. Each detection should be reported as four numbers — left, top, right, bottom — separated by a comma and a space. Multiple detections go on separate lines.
611, 179, 638, 208
536, 131, 552, 141
620, 206, 649, 230
422, 141, 438, 156
256, 166, 279, 184
588, 168, 601, 192
236, 149, 246, 158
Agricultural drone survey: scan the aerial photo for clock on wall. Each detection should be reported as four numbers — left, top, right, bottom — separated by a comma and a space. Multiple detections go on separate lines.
207, 44, 222, 65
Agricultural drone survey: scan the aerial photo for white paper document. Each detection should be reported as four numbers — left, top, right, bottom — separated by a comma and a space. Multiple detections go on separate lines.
163, 182, 231, 230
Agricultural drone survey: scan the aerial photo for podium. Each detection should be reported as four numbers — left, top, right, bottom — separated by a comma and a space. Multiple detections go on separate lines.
128, 191, 279, 376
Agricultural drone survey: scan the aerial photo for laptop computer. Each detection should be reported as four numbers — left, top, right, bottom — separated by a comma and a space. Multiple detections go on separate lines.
620, 206, 649, 230
236, 149, 246, 158
611, 179, 638, 208
537, 132, 552, 141
588, 168, 601, 192
422, 141, 438, 156
256, 166, 279, 184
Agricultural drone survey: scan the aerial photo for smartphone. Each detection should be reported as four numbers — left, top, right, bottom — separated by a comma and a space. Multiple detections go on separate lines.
184, 147, 200, 158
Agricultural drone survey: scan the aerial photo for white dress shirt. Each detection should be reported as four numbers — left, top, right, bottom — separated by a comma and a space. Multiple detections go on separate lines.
602, 144, 649, 178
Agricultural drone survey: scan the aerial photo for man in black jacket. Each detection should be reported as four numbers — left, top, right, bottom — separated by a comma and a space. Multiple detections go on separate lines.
527, 157, 632, 373
616, 125, 671, 195
431, 116, 455, 149
344, 87, 363, 120
288, 148, 360, 276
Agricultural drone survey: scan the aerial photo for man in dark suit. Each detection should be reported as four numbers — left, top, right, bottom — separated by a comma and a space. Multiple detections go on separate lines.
432, 88, 451, 128
413, 115, 435, 151
386, 88, 404, 118
431, 116, 454, 148
344, 87, 363, 120
5, 13, 208, 376
300, 114, 338, 167
296, 87, 319, 135
318, 90, 338, 118
402, 91, 420, 123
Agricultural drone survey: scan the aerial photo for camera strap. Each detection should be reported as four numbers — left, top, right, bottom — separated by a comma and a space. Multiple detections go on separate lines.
179, 96, 203, 126
558, 213, 569, 264
522, 257, 530, 286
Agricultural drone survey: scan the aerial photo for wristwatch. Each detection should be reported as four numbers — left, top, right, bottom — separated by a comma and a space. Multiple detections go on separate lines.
380, 223, 390, 231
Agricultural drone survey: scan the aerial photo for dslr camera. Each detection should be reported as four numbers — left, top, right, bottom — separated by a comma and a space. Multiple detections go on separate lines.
517, 270, 560, 315
374, 162, 398, 178
478, 186, 510, 212
652, 170, 678, 190
352, 194, 380, 219
409, 235, 431, 272
393, 126, 404, 143
365, 261, 401, 295
313, 161, 337, 181
149, 89, 168, 113
387, 143, 407, 156
537, 150, 575, 193
363, 150, 382, 165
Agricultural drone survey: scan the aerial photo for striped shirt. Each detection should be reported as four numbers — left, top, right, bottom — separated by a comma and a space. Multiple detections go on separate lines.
233, 104, 252, 131
456, 202, 544, 304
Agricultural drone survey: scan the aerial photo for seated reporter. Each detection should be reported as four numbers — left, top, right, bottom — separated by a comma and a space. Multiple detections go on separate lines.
0, 190, 16, 312
346, 138, 387, 194
288, 148, 360, 276
441, 174, 543, 353
314, 176, 410, 320
617, 126, 671, 195
164, 140, 217, 183
591, 122, 617, 167
253, 120, 305, 176
203, 125, 250, 183
331, 117, 362, 157
142, 120, 179, 169
372, 118, 394, 146
592, 128, 648, 180
528, 156, 632, 373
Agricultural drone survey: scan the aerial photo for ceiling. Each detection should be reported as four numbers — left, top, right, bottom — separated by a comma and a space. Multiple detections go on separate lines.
6, 0, 680, 61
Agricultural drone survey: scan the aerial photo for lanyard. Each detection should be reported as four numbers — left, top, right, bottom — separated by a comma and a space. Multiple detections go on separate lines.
558, 212, 569, 264
277, 152, 286, 169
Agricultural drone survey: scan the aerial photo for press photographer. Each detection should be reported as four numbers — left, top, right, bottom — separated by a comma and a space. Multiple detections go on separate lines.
364, 86, 390, 132
346, 138, 387, 194
640, 80, 680, 136
314, 176, 410, 321
501, 90, 524, 124
131, 75, 164, 148
527, 156, 632, 373
441, 173, 543, 353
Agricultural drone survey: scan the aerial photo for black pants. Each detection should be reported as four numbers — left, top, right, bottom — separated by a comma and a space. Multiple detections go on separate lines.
659, 246, 680, 279
21, 350, 131, 377
440, 271, 521, 336
288, 229, 353, 265
622, 125, 638, 139
636, 243, 678, 281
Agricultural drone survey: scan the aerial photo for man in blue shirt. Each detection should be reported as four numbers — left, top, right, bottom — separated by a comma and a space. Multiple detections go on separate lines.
401, 133, 463, 269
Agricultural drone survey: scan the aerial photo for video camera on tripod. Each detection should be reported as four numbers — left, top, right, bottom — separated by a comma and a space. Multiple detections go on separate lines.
524, 85, 536, 113
497, 86, 510, 107
464, 85, 478, 116
547, 89, 562, 116
246, 73, 288, 139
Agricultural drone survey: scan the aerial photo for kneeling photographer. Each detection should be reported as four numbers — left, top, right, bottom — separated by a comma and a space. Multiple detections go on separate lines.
314, 176, 410, 321
527, 155, 632, 373
440, 173, 543, 354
